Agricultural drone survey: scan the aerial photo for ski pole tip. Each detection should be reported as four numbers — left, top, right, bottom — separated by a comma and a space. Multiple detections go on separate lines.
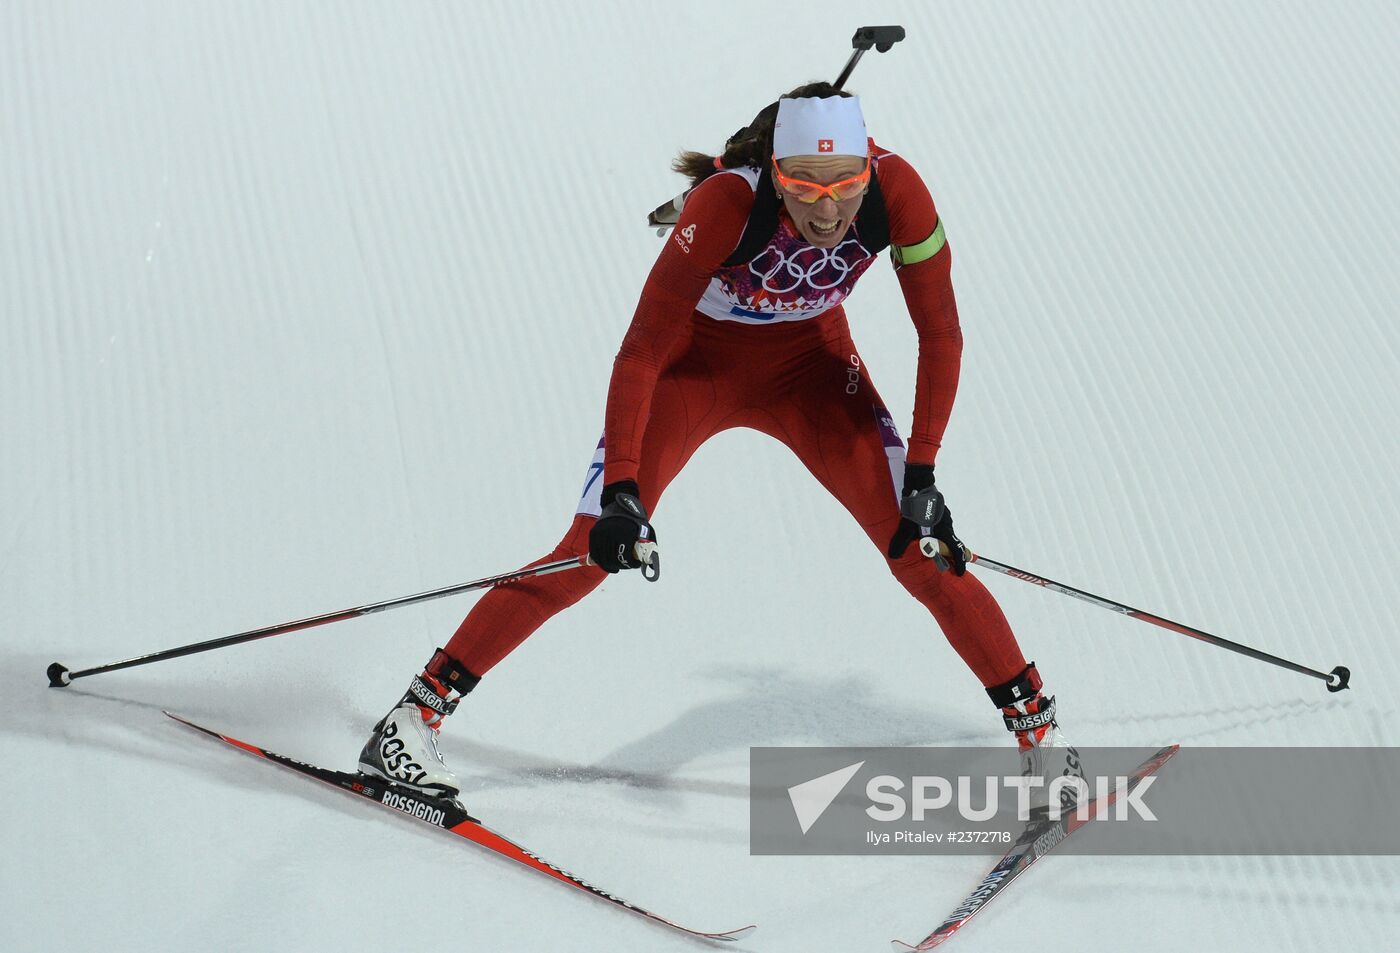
46, 662, 72, 688
1326, 665, 1351, 693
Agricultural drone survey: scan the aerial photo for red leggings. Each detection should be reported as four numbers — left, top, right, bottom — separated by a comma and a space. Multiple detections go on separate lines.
446, 310, 1028, 690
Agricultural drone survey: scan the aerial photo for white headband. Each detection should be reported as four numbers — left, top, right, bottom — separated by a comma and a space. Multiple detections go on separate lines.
772, 96, 868, 159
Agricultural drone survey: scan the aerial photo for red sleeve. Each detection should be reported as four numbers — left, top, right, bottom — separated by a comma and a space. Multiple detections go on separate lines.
877, 153, 963, 468
602, 172, 754, 485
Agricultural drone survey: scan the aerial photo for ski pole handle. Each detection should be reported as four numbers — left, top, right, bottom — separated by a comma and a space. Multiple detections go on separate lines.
636, 541, 660, 581
583, 542, 660, 581
919, 537, 977, 565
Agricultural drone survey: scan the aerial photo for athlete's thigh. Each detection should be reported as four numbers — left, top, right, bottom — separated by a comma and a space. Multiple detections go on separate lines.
573, 329, 734, 519
765, 339, 907, 546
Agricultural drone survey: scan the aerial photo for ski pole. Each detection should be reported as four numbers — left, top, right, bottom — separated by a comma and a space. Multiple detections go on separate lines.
923, 540, 1351, 693
46, 544, 658, 688
646, 24, 907, 228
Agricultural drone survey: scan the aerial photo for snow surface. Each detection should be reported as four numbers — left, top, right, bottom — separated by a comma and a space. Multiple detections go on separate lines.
3, 2, 1397, 951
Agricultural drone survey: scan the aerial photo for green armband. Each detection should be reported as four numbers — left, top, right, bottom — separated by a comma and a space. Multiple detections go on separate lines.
890, 219, 947, 268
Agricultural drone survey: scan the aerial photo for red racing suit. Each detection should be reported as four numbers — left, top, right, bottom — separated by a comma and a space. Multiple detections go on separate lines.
445, 144, 1029, 690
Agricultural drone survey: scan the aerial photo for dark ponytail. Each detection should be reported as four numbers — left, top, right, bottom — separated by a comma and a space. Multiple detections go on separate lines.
672, 81, 854, 189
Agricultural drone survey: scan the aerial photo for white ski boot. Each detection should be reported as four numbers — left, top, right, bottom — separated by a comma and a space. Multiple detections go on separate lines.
358, 648, 479, 801
988, 663, 1086, 820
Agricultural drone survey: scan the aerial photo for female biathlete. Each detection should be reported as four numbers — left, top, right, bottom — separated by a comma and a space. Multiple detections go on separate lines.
357, 85, 1077, 807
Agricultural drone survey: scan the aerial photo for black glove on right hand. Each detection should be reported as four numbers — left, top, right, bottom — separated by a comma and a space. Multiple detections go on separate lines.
589, 480, 657, 574
887, 464, 969, 575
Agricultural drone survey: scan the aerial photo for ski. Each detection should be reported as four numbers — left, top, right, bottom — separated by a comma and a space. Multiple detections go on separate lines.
891, 743, 1179, 951
165, 711, 756, 944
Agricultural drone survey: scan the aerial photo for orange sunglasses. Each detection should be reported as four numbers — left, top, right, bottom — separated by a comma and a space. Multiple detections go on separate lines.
771, 153, 872, 203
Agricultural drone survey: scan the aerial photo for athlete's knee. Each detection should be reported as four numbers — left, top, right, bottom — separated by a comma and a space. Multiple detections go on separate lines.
887, 547, 964, 609
509, 514, 607, 594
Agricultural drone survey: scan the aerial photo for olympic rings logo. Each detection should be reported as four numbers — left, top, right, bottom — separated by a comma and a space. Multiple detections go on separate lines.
748, 237, 872, 294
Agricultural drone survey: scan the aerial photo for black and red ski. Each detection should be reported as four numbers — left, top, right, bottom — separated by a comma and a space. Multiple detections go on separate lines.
891, 744, 1179, 951
165, 711, 755, 944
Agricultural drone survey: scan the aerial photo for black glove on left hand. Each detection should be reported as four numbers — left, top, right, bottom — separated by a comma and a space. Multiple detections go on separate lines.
589, 480, 657, 574
887, 464, 969, 575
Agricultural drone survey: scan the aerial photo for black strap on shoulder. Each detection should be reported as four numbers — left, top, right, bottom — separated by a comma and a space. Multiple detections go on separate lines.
719, 160, 892, 267
721, 166, 780, 267
857, 164, 890, 255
